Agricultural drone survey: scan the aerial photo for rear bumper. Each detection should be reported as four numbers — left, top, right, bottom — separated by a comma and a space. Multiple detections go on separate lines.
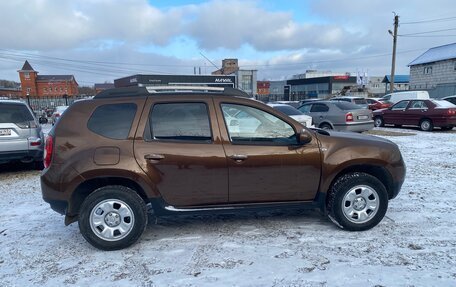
41, 171, 68, 215
334, 121, 374, 132
0, 149, 43, 163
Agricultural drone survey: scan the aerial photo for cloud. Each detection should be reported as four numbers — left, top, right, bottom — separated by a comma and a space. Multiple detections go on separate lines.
185, 0, 362, 51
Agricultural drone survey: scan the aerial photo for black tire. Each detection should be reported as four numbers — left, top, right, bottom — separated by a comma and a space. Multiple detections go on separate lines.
327, 172, 388, 231
78, 185, 147, 250
419, 118, 433, 131
319, 123, 332, 130
374, 116, 384, 127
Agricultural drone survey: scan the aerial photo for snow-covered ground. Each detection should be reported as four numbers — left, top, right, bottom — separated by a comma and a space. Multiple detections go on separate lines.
1, 127, 455, 287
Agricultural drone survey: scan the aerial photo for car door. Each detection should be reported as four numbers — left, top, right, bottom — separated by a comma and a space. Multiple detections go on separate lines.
215, 99, 321, 203
405, 100, 429, 126
134, 97, 228, 207
383, 100, 410, 125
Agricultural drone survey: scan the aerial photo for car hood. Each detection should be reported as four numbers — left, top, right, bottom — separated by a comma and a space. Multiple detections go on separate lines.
313, 128, 396, 146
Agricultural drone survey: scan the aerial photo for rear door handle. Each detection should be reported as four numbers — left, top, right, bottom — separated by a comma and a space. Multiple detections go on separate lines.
229, 154, 248, 162
144, 154, 165, 161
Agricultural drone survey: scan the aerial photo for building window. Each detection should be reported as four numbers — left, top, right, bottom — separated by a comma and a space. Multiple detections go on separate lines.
44, 88, 47, 92
241, 75, 252, 91
24, 72, 30, 79
424, 66, 432, 75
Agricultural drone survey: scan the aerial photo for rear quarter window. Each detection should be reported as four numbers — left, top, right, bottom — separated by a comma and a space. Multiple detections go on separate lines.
87, 103, 137, 140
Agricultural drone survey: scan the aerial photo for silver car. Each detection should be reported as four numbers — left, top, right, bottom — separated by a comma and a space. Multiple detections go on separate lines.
298, 100, 373, 132
0, 100, 44, 168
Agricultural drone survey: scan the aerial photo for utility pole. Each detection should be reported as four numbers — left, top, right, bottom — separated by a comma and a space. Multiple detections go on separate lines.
389, 13, 399, 93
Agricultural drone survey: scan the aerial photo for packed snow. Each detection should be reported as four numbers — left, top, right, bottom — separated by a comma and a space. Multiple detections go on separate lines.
0, 127, 455, 286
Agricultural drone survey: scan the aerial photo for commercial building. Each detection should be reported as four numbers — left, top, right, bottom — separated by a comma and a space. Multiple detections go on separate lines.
114, 74, 236, 89
287, 75, 357, 100
17, 61, 79, 97
408, 43, 456, 98
212, 58, 257, 96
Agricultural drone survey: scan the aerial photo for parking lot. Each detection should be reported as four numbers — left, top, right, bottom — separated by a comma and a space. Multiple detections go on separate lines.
0, 127, 455, 286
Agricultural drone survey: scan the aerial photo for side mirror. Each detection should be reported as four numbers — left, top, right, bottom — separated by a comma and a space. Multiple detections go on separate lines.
230, 119, 239, 126
298, 129, 312, 144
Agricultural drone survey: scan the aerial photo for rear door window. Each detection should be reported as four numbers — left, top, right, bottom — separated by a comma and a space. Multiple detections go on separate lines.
146, 102, 212, 142
88, 103, 137, 140
310, 103, 329, 112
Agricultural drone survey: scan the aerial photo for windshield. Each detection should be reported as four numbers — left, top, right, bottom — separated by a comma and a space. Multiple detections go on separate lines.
0, 103, 34, 123
353, 98, 367, 105
273, 105, 303, 115
334, 101, 360, 110
432, 100, 456, 108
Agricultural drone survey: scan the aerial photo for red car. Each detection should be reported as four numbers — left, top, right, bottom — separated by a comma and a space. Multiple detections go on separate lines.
366, 98, 392, 110
373, 99, 456, 131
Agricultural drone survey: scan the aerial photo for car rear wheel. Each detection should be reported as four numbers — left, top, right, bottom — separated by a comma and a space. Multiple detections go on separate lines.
374, 116, 384, 127
319, 123, 332, 130
327, 172, 388, 231
79, 185, 147, 250
420, 119, 433, 131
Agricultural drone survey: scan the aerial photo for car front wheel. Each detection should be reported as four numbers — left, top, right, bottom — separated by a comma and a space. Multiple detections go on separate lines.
78, 185, 147, 250
327, 172, 388, 231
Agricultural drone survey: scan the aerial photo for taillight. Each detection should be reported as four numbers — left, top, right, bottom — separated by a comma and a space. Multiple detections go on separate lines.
28, 137, 41, 146
447, 109, 456, 115
345, 112, 354, 122
44, 135, 54, 168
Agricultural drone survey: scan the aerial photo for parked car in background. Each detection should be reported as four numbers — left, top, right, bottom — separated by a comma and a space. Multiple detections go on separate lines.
51, 105, 69, 125
366, 98, 392, 110
268, 101, 302, 108
443, 95, 456, 105
41, 86, 405, 250
267, 103, 313, 127
0, 99, 44, 168
330, 96, 369, 109
373, 99, 456, 131
380, 91, 429, 104
298, 100, 374, 132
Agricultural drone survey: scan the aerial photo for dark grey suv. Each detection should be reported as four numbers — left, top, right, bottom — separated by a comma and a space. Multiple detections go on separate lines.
0, 99, 44, 168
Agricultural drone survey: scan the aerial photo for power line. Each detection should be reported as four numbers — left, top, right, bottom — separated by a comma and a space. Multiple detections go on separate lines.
399, 34, 456, 37
398, 27, 456, 36
401, 16, 456, 24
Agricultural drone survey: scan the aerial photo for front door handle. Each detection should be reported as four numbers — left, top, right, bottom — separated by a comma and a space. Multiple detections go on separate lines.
144, 154, 165, 161
229, 154, 248, 162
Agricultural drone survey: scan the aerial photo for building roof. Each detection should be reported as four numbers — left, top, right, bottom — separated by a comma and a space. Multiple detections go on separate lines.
36, 75, 75, 82
382, 75, 410, 83
408, 43, 456, 66
18, 60, 36, 72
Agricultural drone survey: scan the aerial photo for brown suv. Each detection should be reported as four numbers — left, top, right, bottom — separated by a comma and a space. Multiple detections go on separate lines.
41, 86, 406, 250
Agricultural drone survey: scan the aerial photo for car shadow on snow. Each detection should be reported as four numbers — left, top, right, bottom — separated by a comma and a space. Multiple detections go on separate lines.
141, 208, 335, 241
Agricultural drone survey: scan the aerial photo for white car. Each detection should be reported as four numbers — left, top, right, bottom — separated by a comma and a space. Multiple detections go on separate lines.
267, 103, 313, 128
51, 106, 69, 125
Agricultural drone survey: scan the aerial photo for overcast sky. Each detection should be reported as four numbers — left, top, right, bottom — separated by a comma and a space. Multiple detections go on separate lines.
1, 0, 455, 86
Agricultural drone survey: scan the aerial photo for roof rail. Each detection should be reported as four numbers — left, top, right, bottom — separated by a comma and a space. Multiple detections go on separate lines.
94, 85, 250, 99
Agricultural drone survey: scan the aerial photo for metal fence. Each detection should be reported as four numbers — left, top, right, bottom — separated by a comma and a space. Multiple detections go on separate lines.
4, 95, 93, 113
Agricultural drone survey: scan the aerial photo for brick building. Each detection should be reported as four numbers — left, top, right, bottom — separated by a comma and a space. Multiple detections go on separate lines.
408, 43, 456, 98
17, 60, 79, 97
